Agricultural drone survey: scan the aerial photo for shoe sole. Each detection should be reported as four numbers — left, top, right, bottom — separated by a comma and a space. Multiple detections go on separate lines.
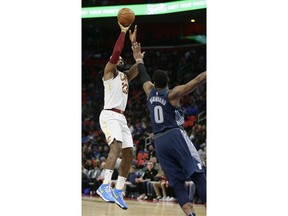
96, 190, 115, 203
114, 200, 128, 210
112, 189, 128, 210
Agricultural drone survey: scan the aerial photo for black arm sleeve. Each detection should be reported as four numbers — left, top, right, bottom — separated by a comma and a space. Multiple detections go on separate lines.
137, 63, 151, 85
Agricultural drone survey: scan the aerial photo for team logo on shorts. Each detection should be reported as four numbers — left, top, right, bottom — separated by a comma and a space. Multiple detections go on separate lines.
197, 163, 202, 170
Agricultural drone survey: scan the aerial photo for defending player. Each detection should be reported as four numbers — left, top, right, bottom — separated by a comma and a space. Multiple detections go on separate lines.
132, 42, 206, 216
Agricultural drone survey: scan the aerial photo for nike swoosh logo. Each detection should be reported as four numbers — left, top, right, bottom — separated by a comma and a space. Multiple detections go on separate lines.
113, 191, 119, 199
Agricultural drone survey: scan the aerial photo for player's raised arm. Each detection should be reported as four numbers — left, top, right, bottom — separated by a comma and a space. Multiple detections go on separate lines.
132, 42, 154, 97
169, 71, 206, 105
103, 22, 130, 80
123, 25, 140, 82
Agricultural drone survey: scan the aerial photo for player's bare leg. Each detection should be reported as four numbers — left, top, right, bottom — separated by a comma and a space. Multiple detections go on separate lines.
105, 140, 122, 170
112, 146, 133, 210
119, 147, 133, 177
97, 140, 121, 203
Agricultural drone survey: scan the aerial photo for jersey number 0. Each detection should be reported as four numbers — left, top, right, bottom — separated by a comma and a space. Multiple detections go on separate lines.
154, 106, 164, 123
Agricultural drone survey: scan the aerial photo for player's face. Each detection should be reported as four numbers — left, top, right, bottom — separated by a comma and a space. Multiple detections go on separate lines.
116, 57, 125, 70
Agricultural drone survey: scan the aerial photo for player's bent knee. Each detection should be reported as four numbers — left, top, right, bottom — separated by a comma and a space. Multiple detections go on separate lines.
109, 140, 122, 155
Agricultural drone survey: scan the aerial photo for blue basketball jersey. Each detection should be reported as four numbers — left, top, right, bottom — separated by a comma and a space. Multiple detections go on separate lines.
147, 88, 184, 134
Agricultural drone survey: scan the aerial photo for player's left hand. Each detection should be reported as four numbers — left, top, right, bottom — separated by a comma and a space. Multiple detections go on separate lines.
129, 25, 137, 43
132, 42, 145, 61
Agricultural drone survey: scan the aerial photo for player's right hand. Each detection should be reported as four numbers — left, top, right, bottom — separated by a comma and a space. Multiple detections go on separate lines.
118, 21, 131, 33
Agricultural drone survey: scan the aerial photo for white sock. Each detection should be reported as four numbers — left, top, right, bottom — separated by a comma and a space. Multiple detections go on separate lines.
115, 176, 126, 190
103, 169, 113, 184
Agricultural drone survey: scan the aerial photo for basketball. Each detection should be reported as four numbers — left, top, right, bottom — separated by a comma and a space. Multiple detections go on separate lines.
117, 8, 135, 27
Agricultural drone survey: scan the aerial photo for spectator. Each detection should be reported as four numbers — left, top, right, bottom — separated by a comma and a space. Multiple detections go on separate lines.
135, 161, 158, 200
152, 166, 167, 200
82, 164, 91, 194
198, 143, 206, 167
124, 165, 138, 198
147, 144, 156, 160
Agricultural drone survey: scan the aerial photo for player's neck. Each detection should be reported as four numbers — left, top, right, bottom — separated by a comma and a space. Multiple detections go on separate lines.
156, 86, 168, 91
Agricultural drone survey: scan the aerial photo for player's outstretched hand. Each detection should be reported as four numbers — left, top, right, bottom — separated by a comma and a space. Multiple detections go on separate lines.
129, 25, 137, 44
118, 21, 131, 33
132, 42, 145, 62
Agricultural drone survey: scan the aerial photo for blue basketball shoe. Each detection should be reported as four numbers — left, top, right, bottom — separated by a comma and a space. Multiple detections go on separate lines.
96, 183, 115, 203
112, 188, 128, 210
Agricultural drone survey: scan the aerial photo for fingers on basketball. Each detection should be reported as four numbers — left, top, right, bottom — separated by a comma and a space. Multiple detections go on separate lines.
117, 8, 135, 27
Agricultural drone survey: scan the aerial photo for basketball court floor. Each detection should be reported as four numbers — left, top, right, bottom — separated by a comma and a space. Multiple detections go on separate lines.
82, 195, 206, 216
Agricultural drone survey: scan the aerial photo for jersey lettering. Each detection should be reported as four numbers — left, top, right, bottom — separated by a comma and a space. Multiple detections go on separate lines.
120, 73, 128, 94
122, 83, 128, 94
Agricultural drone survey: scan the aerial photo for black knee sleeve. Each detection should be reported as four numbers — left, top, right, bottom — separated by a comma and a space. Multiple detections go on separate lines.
173, 181, 191, 207
190, 172, 206, 204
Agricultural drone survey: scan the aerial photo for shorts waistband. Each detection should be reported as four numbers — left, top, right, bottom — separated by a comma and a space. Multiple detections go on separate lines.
154, 127, 181, 139
104, 108, 124, 114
